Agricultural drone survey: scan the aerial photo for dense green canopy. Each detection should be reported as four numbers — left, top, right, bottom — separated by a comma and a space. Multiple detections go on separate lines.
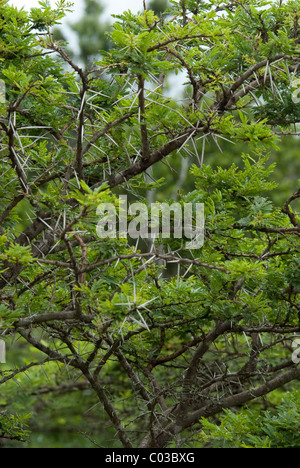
0, 0, 299, 448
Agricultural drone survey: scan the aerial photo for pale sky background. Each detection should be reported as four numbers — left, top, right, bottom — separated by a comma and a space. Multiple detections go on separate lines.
8, 0, 145, 55
8, 0, 184, 94
9, 0, 144, 20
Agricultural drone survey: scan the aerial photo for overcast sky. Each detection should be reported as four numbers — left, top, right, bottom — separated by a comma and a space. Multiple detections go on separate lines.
8, 0, 184, 93
9, 0, 143, 20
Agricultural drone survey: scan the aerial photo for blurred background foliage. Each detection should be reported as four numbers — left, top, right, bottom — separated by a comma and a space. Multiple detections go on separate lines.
53, 0, 169, 67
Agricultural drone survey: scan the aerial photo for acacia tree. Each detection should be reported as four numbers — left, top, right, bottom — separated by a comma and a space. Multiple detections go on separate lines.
0, 0, 299, 448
